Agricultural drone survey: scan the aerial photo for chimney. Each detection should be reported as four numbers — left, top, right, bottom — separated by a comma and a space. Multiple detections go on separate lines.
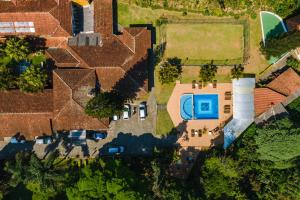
94, 0, 117, 38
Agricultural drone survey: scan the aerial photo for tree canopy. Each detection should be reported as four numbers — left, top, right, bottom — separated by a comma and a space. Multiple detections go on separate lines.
85, 92, 123, 119
199, 61, 218, 83
66, 160, 143, 200
2, 37, 29, 62
158, 58, 182, 84
260, 31, 300, 60
18, 65, 48, 93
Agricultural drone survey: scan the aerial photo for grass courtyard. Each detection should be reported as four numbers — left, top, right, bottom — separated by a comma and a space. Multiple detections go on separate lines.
165, 23, 244, 64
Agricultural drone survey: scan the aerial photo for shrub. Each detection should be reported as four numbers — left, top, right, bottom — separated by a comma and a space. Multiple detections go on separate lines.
18, 65, 47, 93
286, 56, 299, 70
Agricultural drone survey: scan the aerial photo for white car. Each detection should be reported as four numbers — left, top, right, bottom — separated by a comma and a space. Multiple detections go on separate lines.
139, 103, 147, 120
112, 114, 119, 121
108, 146, 125, 155
123, 104, 131, 120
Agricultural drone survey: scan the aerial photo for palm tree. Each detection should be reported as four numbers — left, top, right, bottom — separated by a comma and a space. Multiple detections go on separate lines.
5, 151, 65, 189
231, 64, 244, 80
199, 60, 218, 83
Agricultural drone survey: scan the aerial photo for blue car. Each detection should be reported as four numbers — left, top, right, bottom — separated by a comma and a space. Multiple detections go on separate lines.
92, 132, 107, 140
108, 146, 125, 154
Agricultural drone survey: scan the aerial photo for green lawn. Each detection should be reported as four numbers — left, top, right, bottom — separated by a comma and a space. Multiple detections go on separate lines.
165, 23, 244, 63
156, 109, 174, 135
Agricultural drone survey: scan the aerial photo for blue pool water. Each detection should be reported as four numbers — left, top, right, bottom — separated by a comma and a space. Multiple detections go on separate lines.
194, 94, 219, 119
180, 94, 193, 120
180, 94, 219, 120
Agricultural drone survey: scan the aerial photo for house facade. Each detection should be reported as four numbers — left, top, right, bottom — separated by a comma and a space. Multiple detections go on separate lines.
0, 0, 152, 140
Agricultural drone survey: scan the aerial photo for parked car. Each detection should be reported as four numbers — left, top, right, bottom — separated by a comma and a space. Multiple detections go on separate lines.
10, 137, 25, 144
108, 146, 125, 155
91, 132, 107, 140
122, 104, 131, 120
139, 102, 147, 120
35, 136, 53, 145
112, 114, 119, 121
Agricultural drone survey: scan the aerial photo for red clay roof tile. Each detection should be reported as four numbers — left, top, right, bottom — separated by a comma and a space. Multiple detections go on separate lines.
254, 88, 286, 116
267, 68, 300, 96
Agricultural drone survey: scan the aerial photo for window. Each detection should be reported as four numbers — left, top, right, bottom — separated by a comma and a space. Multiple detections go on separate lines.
0, 21, 35, 33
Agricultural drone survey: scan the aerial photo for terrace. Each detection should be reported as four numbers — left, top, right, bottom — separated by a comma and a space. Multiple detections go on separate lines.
167, 81, 233, 149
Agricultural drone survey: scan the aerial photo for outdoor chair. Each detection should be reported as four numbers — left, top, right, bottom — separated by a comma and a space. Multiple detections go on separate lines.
213, 80, 217, 88
192, 80, 196, 89
198, 81, 203, 89
224, 105, 231, 114
191, 131, 195, 137
225, 91, 232, 100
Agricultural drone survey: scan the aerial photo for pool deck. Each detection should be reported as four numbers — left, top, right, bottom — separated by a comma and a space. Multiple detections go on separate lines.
167, 81, 233, 148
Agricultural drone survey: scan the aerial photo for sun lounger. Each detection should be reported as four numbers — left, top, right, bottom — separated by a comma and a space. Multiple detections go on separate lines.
225, 91, 232, 100
192, 80, 196, 89
213, 80, 217, 88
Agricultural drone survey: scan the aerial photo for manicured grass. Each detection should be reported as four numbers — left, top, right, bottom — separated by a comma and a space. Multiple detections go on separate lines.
156, 109, 174, 135
244, 16, 269, 74
165, 23, 244, 62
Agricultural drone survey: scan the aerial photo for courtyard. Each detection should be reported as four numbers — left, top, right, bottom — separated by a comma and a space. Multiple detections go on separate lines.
167, 81, 233, 148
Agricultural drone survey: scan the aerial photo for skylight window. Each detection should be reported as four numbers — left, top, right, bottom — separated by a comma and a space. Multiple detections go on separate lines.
0, 21, 35, 33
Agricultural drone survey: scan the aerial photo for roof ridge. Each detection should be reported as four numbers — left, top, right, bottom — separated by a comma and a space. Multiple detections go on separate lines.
73, 69, 95, 89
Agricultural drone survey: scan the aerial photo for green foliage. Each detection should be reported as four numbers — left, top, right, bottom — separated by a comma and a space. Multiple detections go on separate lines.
66, 160, 143, 200
4, 151, 65, 199
254, 117, 300, 168
0, 64, 15, 91
2, 37, 29, 62
158, 59, 182, 84
199, 61, 218, 83
30, 52, 46, 65
18, 65, 47, 93
85, 92, 123, 119
286, 56, 300, 70
201, 157, 245, 199
231, 64, 244, 79
260, 31, 300, 60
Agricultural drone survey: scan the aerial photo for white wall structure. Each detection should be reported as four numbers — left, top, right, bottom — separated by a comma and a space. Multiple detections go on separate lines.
224, 78, 256, 148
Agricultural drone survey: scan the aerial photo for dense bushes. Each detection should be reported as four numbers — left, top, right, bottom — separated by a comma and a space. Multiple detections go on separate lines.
127, 0, 300, 18
0, 37, 47, 92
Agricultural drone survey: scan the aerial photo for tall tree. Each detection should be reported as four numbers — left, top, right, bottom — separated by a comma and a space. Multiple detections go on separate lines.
5, 151, 65, 200
158, 60, 182, 84
231, 64, 244, 79
260, 31, 300, 60
18, 65, 47, 93
199, 61, 218, 83
85, 91, 123, 119
66, 160, 143, 200
201, 157, 245, 199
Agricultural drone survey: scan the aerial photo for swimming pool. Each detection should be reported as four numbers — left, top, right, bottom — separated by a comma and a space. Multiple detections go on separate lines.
180, 94, 219, 120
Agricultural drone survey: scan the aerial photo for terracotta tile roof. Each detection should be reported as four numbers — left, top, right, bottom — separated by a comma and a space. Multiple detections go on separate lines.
46, 48, 79, 67
286, 15, 300, 31
69, 38, 134, 67
0, 113, 53, 140
123, 27, 147, 37
96, 67, 125, 91
254, 88, 286, 116
267, 68, 300, 96
0, 0, 57, 12
53, 100, 109, 131
0, 89, 53, 113
94, 0, 114, 38
54, 68, 94, 90
0, 0, 72, 37
53, 69, 109, 130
